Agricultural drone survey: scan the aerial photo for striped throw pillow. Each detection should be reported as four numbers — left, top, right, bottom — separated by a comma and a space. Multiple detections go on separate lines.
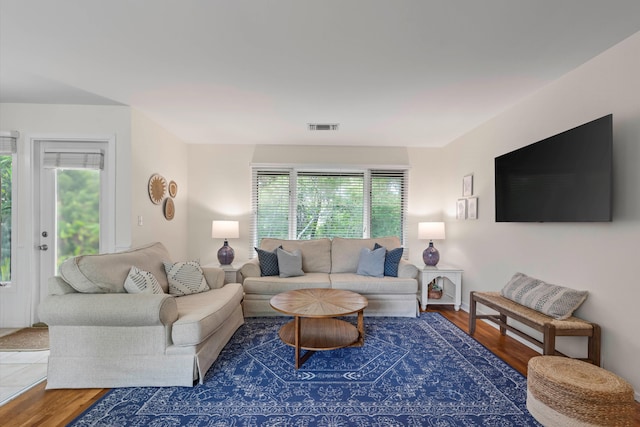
501, 272, 588, 320
124, 266, 164, 294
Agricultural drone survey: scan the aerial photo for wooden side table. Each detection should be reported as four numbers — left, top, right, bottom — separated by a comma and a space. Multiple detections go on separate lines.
420, 265, 463, 311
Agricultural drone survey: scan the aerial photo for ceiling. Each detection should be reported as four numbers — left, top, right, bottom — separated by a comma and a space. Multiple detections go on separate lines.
2, 1, 640, 147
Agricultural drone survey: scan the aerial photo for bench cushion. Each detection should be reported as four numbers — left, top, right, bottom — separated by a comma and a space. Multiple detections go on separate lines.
501, 273, 588, 320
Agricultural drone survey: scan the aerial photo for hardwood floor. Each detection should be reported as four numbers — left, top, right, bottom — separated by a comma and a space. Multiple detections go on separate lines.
0, 306, 637, 426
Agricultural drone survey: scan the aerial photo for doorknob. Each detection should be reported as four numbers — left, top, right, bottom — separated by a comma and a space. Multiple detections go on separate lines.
38, 244, 49, 251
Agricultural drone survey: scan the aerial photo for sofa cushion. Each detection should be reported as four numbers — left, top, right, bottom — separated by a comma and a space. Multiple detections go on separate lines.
356, 246, 386, 277
59, 242, 171, 293
331, 236, 401, 273
164, 261, 209, 296
501, 272, 588, 320
277, 248, 304, 278
374, 243, 404, 277
255, 246, 281, 276
172, 283, 244, 347
124, 266, 164, 294
243, 272, 331, 295
260, 238, 331, 273
330, 273, 418, 294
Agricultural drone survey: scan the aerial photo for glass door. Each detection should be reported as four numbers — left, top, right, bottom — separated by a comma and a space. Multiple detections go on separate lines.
37, 141, 107, 306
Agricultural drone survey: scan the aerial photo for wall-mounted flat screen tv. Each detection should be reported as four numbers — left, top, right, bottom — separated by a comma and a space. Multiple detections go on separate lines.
495, 114, 612, 222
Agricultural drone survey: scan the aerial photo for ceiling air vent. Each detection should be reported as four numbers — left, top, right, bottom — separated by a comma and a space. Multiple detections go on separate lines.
308, 123, 339, 131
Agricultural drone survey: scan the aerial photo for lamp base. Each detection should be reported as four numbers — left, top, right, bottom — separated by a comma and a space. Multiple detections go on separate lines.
217, 240, 235, 265
423, 242, 440, 266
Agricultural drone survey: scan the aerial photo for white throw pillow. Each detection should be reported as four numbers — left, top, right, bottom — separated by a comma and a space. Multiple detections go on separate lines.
163, 261, 209, 296
124, 266, 164, 294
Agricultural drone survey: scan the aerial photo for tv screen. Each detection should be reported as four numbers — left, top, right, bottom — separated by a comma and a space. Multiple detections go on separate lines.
495, 114, 612, 222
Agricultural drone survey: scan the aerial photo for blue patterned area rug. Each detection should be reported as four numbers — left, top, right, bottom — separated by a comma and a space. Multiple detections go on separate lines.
69, 314, 541, 426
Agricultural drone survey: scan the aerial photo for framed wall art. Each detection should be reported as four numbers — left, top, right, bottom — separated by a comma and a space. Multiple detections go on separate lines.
463, 174, 473, 197
456, 199, 467, 220
468, 197, 478, 220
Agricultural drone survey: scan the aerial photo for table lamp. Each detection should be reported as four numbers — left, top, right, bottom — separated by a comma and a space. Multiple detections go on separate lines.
211, 220, 239, 265
418, 222, 445, 266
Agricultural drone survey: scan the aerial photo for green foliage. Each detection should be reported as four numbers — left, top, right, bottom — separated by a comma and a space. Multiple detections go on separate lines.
0, 155, 12, 281
56, 169, 100, 266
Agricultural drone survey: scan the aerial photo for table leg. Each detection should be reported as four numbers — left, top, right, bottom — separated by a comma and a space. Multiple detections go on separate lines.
354, 310, 365, 347
294, 316, 301, 369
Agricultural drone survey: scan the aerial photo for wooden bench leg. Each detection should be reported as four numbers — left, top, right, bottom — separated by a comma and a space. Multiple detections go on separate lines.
589, 323, 601, 366
543, 323, 556, 355
469, 292, 477, 335
499, 314, 507, 336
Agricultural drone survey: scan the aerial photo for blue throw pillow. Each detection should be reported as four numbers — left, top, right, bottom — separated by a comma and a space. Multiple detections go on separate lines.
375, 243, 404, 277
255, 246, 282, 276
356, 246, 386, 278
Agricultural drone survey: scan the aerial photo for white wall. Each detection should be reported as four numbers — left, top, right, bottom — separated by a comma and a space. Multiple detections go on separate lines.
131, 109, 189, 260
0, 103, 132, 326
439, 32, 640, 395
186, 144, 445, 266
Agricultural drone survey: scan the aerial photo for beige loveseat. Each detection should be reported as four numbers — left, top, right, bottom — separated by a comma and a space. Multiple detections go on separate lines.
38, 242, 244, 388
240, 237, 419, 317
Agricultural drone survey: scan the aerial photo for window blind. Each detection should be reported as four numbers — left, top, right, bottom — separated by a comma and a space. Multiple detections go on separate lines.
0, 133, 18, 154
370, 170, 407, 243
43, 151, 104, 170
251, 169, 291, 248
251, 167, 408, 252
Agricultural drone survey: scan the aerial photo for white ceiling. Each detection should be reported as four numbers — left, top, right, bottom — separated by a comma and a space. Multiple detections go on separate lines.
2, 1, 640, 147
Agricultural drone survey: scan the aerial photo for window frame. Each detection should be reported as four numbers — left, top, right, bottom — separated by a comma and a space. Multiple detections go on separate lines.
0, 134, 17, 287
251, 166, 408, 254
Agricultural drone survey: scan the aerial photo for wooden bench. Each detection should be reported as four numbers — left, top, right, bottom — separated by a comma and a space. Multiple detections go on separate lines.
469, 291, 601, 366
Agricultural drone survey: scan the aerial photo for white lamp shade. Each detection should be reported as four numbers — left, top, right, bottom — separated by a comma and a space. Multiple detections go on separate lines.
211, 220, 240, 239
418, 222, 445, 240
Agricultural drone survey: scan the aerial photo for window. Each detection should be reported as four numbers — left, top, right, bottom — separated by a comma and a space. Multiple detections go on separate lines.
370, 170, 406, 239
0, 132, 17, 285
43, 149, 103, 268
251, 168, 407, 250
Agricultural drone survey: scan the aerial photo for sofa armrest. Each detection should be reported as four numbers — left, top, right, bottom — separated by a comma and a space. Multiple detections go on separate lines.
397, 259, 419, 279
240, 258, 261, 280
48, 276, 78, 295
38, 293, 178, 327
202, 267, 225, 289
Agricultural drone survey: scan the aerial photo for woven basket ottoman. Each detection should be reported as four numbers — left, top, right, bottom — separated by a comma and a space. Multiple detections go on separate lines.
527, 356, 634, 426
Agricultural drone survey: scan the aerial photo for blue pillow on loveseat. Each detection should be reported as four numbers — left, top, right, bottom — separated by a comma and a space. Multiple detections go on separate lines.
374, 243, 404, 277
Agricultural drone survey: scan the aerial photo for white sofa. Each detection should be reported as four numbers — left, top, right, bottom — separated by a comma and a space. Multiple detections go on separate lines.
240, 237, 419, 317
38, 242, 244, 389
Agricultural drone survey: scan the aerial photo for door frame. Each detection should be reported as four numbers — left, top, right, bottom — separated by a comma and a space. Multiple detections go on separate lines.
29, 134, 116, 324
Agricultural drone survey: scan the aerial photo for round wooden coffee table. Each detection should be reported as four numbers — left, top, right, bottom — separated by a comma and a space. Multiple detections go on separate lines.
270, 288, 368, 369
